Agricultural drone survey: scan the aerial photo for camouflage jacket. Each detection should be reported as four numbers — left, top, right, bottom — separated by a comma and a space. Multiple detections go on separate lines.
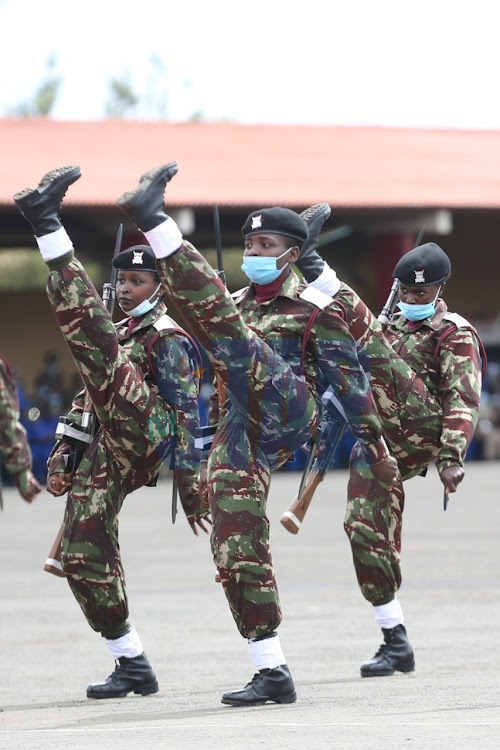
48, 302, 202, 517
0, 354, 33, 492
384, 299, 482, 472
210, 270, 389, 465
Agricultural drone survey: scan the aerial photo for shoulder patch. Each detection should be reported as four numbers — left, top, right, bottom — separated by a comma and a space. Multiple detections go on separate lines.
442, 312, 474, 329
153, 314, 177, 332
299, 286, 333, 310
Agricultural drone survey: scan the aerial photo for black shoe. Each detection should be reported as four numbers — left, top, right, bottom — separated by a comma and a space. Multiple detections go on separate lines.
296, 203, 331, 283
360, 624, 415, 677
86, 652, 159, 699
13, 165, 82, 237
117, 162, 178, 232
221, 665, 297, 706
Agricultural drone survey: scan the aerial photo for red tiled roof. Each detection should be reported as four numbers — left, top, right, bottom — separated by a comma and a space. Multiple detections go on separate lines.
1, 118, 500, 209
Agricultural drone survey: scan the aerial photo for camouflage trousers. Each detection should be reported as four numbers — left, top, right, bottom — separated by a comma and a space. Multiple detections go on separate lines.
46, 256, 173, 637
344, 436, 441, 605
342, 348, 444, 606
157, 244, 319, 638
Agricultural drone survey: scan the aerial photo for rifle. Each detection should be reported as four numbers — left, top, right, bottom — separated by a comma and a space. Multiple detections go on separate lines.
280, 388, 346, 534
213, 205, 226, 286
377, 227, 425, 326
44, 225, 122, 577
443, 487, 449, 511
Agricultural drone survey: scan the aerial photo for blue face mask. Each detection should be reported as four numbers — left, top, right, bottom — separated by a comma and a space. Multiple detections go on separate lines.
122, 284, 162, 318
241, 248, 293, 285
397, 289, 440, 321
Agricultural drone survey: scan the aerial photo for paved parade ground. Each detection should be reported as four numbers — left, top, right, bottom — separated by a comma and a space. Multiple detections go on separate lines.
1, 461, 499, 749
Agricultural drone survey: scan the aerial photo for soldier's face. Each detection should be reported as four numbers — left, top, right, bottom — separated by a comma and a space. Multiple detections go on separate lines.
399, 282, 441, 305
243, 233, 299, 268
116, 270, 160, 312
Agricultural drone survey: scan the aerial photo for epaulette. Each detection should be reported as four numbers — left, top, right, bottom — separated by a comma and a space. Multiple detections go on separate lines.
299, 286, 334, 310
435, 313, 487, 379
442, 312, 474, 329
153, 313, 178, 332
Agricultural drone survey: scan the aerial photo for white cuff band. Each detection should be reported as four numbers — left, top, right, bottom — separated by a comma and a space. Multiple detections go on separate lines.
310, 263, 341, 297
373, 597, 404, 629
248, 633, 286, 670
104, 625, 144, 659
144, 217, 183, 258
36, 227, 74, 261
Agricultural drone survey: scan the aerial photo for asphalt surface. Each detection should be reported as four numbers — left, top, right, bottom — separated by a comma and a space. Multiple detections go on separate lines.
1, 461, 499, 749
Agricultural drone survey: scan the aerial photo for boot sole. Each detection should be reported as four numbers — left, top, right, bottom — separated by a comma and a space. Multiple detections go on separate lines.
361, 661, 415, 677
300, 203, 331, 225
117, 163, 178, 211
14, 166, 82, 206
221, 689, 297, 706
87, 679, 159, 699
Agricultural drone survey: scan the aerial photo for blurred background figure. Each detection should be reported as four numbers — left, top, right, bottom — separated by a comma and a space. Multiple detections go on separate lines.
34, 349, 64, 414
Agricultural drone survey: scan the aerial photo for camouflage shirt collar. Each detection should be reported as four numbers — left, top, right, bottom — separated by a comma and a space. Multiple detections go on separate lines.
242, 269, 303, 304
392, 298, 448, 331
117, 300, 168, 335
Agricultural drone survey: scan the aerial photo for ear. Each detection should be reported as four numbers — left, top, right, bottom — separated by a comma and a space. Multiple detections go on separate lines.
289, 245, 300, 263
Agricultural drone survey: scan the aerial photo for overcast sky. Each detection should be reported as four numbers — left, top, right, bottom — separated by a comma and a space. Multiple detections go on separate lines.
2, 0, 500, 129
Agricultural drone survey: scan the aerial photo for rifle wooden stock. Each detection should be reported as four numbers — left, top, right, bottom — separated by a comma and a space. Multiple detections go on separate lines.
280, 471, 324, 534
44, 521, 66, 577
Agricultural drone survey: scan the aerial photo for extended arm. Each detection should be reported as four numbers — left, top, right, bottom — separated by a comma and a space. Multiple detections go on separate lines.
436, 329, 482, 491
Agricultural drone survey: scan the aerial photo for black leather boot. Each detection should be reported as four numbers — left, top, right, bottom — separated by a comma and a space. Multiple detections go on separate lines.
221, 665, 297, 706
360, 624, 415, 677
86, 652, 159, 699
117, 162, 178, 232
296, 202, 331, 282
13, 165, 82, 236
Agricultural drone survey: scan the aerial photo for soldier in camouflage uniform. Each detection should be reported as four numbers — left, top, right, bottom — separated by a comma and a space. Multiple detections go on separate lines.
14, 167, 208, 700
116, 162, 398, 707
0, 354, 41, 504
295, 215, 483, 678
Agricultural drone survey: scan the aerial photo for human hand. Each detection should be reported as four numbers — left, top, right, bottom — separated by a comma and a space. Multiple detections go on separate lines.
371, 455, 398, 485
188, 512, 212, 537
440, 466, 464, 493
21, 471, 42, 503
47, 472, 72, 497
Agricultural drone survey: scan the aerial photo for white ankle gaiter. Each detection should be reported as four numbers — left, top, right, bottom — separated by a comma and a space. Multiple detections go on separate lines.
373, 597, 404, 629
309, 262, 341, 296
144, 217, 183, 259
248, 633, 286, 670
104, 625, 143, 659
36, 227, 74, 262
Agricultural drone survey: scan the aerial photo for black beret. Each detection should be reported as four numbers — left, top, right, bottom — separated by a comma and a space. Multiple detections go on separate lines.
112, 245, 157, 272
242, 207, 308, 244
393, 242, 451, 286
